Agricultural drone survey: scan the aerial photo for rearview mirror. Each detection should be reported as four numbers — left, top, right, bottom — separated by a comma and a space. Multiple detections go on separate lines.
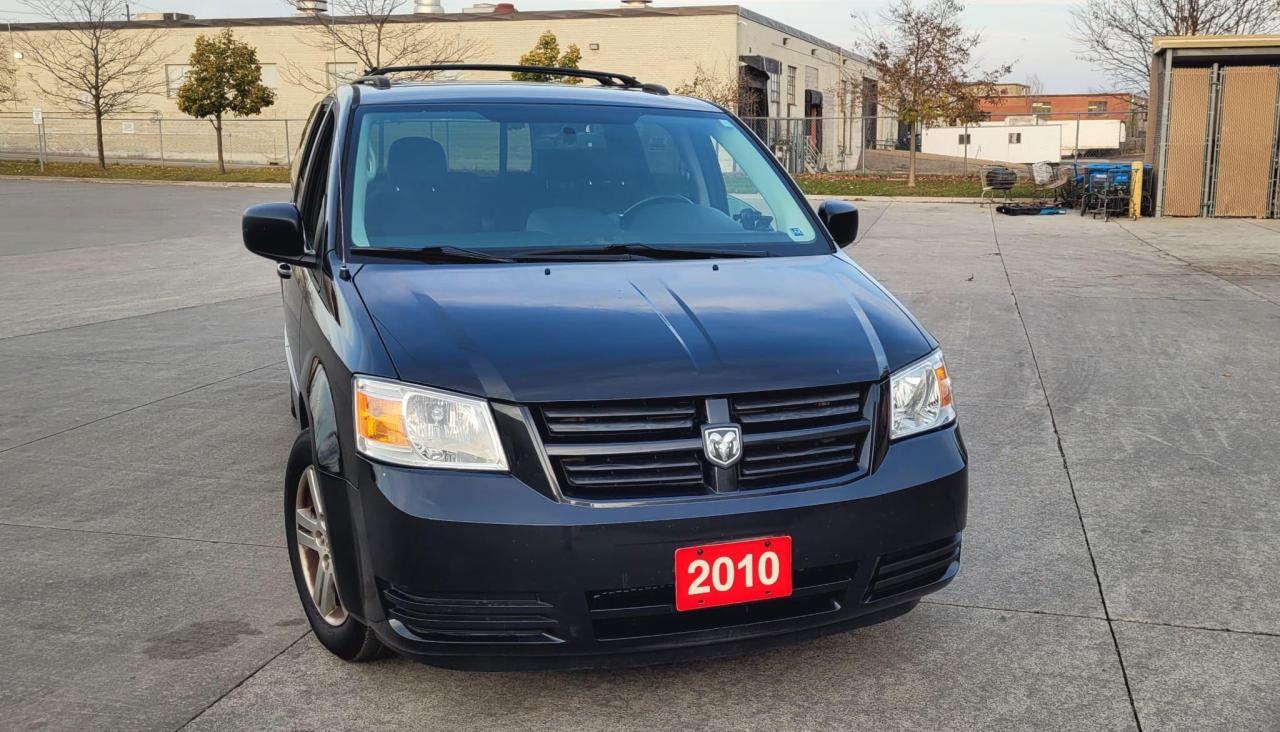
819, 200, 859, 246
242, 203, 315, 267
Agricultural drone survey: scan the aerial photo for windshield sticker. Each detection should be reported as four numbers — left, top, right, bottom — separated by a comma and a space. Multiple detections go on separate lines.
789, 227, 808, 240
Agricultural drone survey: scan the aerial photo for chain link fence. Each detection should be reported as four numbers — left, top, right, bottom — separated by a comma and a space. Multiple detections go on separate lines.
0, 113, 306, 167
0, 109, 1145, 177
742, 110, 1147, 176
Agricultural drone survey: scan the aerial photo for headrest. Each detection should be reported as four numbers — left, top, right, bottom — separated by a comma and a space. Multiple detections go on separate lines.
387, 137, 447, 188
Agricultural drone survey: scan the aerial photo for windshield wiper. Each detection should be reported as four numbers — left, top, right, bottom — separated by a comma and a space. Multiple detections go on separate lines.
514, 244, 769, 261
358, 246, 515, 264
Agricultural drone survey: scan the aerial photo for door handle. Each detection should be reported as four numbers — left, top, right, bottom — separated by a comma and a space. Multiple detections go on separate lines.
277, 263, 293, 280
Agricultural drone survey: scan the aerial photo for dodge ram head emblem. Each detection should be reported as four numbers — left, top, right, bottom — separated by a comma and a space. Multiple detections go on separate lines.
702, 425, 743, 469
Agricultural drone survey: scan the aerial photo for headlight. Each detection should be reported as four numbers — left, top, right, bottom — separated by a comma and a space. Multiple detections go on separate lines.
353, 376, 507, 471
890, 349, 955, 440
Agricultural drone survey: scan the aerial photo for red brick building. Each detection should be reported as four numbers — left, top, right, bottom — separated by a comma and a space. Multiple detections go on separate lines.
978, 92, 1146, 122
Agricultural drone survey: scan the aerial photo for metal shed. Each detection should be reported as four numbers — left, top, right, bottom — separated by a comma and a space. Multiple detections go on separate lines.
1149, 35, 1280, 218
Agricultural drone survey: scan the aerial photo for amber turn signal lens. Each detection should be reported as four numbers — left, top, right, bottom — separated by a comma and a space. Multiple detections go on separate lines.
935, 365, 953, 408
356, 391, 409, 447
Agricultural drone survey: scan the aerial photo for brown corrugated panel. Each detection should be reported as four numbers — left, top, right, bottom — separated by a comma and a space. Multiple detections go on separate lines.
1163, 69, 1210, 216
1214, 66, 1279, 218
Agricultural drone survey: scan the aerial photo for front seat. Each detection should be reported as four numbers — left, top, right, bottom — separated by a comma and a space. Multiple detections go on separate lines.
366, 137, 473, 240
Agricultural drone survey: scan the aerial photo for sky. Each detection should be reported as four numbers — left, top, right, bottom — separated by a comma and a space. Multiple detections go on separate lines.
0, 0, 1098, 92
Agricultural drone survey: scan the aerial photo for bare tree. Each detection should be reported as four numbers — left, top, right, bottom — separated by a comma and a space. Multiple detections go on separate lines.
1023, 72, 1044, 120
859, 0, 1010, 186
284, 0, 485, 92
17, 0, 164, 168
1073, 0, 1280, 92
0, 55, 16, 106
673, 64, 748, 112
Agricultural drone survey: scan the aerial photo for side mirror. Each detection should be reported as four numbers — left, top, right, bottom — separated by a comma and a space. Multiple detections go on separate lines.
819, 200, 859, 246
242, 203, 315, 267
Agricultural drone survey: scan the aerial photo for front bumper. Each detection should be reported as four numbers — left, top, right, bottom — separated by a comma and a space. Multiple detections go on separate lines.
331, 424, 967, 670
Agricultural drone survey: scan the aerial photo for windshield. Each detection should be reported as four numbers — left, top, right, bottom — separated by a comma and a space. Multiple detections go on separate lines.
343, 103, 828, 258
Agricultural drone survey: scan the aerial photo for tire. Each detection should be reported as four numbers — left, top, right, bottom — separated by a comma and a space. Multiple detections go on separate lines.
285, 429, 387, 662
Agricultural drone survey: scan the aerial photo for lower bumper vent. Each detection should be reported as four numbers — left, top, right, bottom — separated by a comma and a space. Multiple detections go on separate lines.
586, 563, 856, 642
866, 535, 961, 601
381, 584, 563, 644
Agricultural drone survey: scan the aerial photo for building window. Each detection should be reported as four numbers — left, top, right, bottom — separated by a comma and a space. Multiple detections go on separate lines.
1030, 101, 1051, 115
959, 133, 971, 145
165, 64, 190, 98
327, 62, 360, 88
787, 66, 797, 106
1088, 100, 1108, 113
259, 64, 279, 90
767, 69, 780, 118
1008, 133, 1022, 144
999, 89, 1008, 95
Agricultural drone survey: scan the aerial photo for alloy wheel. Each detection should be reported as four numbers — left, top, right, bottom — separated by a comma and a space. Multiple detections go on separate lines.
295, 466, 347, 627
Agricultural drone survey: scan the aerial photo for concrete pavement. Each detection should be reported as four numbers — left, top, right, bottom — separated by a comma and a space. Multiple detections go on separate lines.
0, 179, 1276, 730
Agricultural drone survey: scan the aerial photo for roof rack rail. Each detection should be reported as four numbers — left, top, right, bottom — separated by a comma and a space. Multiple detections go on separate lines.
353, 64, 670, 95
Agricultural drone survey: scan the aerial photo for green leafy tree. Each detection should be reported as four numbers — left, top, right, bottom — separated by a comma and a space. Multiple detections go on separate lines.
177, 30, 277, 174
859, 0, 1009, 186
512, 31, 583, 84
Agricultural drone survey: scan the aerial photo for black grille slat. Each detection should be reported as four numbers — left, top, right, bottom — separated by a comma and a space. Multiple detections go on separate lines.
564, 471, 705, 487
565, 458, 702, 472
539, 399, 699, 443
740, 454, 858, 479
741, 442, 854, 464
732, 388, 861, 412
558, 450, 708, 498
543, 405, 695, 419
547, 417, 695, 434
737, 403, 861, 425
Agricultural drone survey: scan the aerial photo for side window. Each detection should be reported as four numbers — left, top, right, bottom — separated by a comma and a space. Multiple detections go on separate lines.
712, 139, 778, 232
293, 102, 327, 202
506, 123, 532, 172
298, 108, 336, 250
639, 122, 701, 202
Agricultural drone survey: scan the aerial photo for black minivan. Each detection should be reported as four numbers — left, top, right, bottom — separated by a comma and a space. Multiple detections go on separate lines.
243, 65, 967, 669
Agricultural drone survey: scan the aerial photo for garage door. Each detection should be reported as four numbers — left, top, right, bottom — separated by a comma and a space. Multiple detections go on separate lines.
1213, 66, 1280, 218
1162, 69, 1211, 217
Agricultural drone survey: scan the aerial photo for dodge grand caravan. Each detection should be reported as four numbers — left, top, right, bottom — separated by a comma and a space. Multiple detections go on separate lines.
242, 65, 967, 669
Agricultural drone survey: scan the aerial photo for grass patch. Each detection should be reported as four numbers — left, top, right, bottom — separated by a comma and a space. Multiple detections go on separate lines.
796, 173, 1034, 198
0, 159, 291, 184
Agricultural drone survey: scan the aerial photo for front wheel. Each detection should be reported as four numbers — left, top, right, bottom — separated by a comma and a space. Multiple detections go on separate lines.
285, 430, 387, 662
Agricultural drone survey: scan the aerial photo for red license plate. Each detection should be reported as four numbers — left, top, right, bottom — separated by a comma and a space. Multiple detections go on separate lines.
674, 536, 792, 612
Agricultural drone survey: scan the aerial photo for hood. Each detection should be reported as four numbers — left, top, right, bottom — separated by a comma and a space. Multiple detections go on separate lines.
353, 254, 933, 403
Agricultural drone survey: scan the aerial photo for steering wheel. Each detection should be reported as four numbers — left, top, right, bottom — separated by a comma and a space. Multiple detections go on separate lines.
620, 194, 694, 229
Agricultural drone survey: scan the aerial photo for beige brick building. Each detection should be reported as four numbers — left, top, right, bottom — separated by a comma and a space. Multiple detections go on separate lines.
1, 3, 886, 170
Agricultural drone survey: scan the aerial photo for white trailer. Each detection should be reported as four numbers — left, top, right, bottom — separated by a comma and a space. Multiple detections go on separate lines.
1048, 119, 1126, 156
977, 118, 1127, 156
922, 124, 1061, 163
